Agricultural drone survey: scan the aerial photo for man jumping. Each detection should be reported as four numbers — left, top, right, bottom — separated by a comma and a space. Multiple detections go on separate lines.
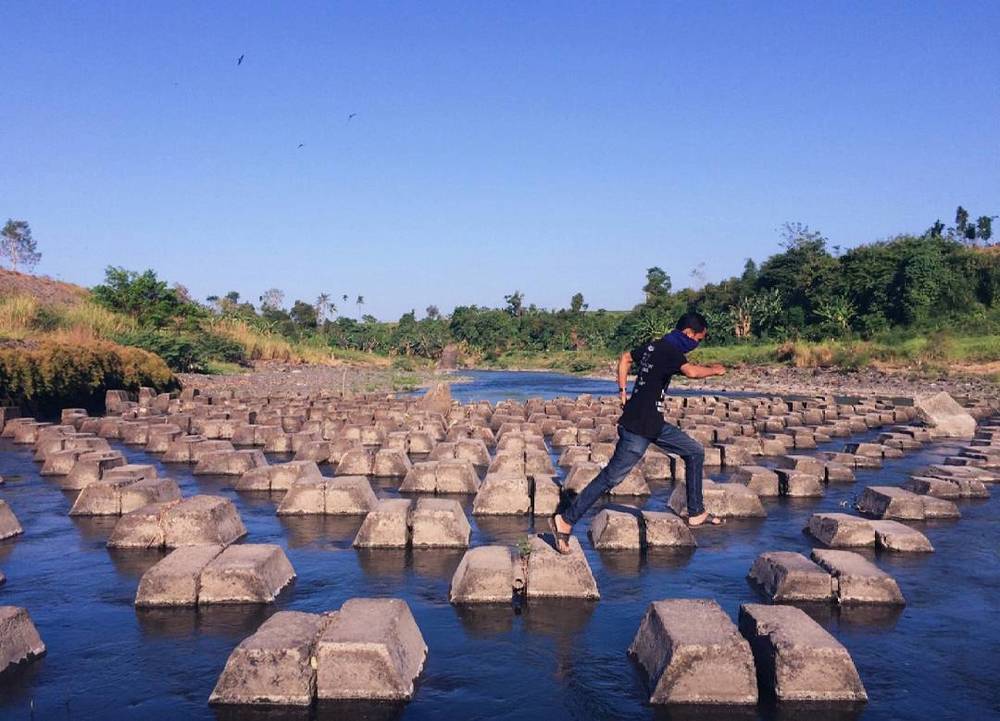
549, 312, 726, 554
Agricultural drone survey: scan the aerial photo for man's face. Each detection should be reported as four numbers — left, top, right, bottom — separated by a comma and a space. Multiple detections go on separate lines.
682, 328, 708, 343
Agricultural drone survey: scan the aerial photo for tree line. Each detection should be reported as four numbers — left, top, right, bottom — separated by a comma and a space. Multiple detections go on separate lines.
35, 205, 1000, 369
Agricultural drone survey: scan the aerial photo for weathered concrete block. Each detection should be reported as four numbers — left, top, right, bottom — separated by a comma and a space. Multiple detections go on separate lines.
643, 511, 697, 548
64, 450, 126, 489
807, 513, 876, 547
562, 462, 601, 493
69, 476, 137, 516
199, 544, 296, 604
487, 451, 525, 477
914, 391, 976, 438
525, 536, 599, 599
399, 461, 438, 492
738, 603, 867, 702
811, 549, 905, 605
629, 599, 757, 705
776, 469, 825, 498
775, 455, 825, 476
589, 509, 641, 550
194, 449, 267, 476
275, 477, 328, 514
107, 501, 179, 548
135, 545, 225, 607
668, 480, 767, 518
162, 495, 248, 548
315, 598, 427, 701
870, 520, 933, 552
410, 498, 470, 548
120, 478, 182, 513
435, 460, 479, 493
325, 475, 381, 515
748, 551, 834, 602
472, 474, 531, 515
235, 460, 321, 492
531, 474, 561, 516
0, 501, 24, 540
353, 499, 412, 548
906, 475, 990, 499
210, 610, 328, 706
0, 606, 46, 673
373, 448, 412, 477
858, 486, 924, 520
731, 466, 780, 496
449, 546, 515, 604
337, 448, 375, 476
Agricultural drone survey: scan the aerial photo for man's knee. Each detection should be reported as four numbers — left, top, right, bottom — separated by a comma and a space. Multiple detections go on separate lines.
682, 443, 705, 464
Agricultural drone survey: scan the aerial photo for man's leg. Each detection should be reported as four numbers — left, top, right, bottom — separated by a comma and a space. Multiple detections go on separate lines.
651, 423, 707, 519
559, 426, 650, 528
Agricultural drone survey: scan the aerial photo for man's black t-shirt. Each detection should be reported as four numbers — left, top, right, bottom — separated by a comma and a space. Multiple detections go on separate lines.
618, 338, 687, 438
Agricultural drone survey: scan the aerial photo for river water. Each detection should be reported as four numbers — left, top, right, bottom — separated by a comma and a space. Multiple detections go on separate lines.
0, 370, 997, 720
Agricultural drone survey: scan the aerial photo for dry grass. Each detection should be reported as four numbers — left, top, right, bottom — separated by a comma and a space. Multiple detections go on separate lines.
0, 294, 135, 342
0, 294, 38, 338
208, 317, 335, 365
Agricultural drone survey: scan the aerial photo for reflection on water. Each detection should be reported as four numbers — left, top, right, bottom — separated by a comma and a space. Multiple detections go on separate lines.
454, 604, 515, 637
137, 605, 277, 640
278, 515, 363, 548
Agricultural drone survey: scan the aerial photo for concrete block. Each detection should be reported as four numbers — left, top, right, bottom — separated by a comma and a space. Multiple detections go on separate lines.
353, 499, 412, 548
525, 536, 599, 599
315, 598, 427, 701
410, 498, 470, 548
449, 546, 515, 604
738, 603, 867, 702
210, 611, 328, 705
748, 551, 834, 602
628, 599, 757, 705
199, 544, 296, 604
135, 545, 225, 607
811, 549, 905, 605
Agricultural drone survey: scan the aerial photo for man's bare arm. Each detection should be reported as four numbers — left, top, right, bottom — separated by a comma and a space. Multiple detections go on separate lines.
618, 352, 632, 404
680, 362, 726, 379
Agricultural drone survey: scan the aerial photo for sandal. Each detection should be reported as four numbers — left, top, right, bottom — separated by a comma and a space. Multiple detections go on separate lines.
687, 512, 724, 527
548, 514, 573, 554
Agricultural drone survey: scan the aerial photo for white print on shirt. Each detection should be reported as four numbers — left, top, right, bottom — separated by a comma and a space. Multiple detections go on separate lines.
633, 343, 669, 415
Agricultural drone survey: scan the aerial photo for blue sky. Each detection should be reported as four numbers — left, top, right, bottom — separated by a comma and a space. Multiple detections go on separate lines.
3, 1, 998, 319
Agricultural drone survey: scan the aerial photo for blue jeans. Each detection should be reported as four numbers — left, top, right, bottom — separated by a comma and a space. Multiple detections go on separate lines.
561, 424, 705, 525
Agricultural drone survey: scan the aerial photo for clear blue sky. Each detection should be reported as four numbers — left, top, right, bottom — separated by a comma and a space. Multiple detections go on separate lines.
3, 1, 998, 320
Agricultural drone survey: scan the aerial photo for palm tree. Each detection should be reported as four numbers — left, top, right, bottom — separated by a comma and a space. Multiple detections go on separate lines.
315, 293, 333, 323
356, 295, 364, 319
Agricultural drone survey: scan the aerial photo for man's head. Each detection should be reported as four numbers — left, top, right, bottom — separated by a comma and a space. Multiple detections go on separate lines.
675, 311, 708, 342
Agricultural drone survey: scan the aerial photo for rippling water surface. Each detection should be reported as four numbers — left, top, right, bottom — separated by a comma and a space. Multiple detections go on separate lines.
0, 371, 997, 720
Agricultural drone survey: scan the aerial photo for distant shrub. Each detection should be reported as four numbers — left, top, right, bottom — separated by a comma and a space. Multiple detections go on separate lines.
0, 339, 176, 415
114, 329, 247, 373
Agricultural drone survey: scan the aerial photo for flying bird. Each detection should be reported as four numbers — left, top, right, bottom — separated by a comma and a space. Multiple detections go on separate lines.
347, 113, 357, 122
297, 143, 304, 149
237, 54, 245, 66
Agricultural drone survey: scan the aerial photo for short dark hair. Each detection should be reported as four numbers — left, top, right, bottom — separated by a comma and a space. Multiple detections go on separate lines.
675, 311, 708, 333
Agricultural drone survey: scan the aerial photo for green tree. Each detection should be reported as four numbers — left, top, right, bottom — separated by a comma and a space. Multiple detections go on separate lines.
0, 219, 41, 272
642, 267, 672, 307
290, 300, 318, 329
92, 267, 188, 327
570, 293, 587, 314
504, 291, 525, 318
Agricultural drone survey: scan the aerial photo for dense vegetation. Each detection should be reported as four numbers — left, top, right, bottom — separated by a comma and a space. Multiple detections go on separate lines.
2, 207, 997, 382
144, 208, 997, 369
0, 338, 175, 414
